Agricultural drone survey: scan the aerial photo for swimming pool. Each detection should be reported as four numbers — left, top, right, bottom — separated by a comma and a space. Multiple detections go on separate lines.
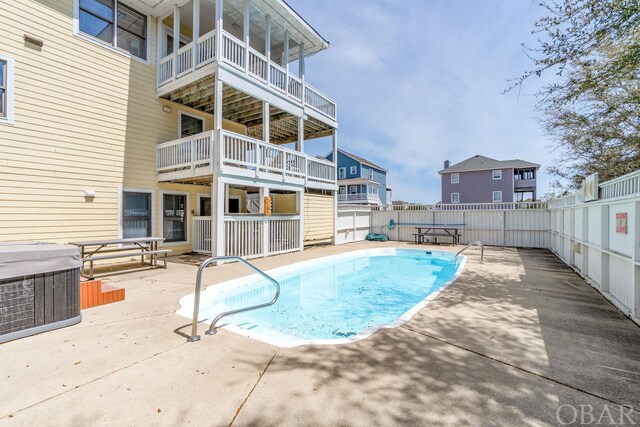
176, 248, 466, 347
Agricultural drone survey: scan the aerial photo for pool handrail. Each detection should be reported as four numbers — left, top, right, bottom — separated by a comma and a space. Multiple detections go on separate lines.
454, 241, 484, 264
188, 256, 281, 342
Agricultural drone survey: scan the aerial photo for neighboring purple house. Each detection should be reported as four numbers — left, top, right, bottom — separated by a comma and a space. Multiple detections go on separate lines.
439, 155, 540, 204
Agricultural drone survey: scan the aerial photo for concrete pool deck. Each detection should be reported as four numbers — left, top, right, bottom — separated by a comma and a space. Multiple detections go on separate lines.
1, 242, 639, 426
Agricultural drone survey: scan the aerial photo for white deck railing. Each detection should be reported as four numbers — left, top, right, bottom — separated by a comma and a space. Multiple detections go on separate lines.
221, 131, 308, 183
192, 216, 300, 258
157, 130, 336, 188
156, 30, 336, 121
306, 157, 336, 185
156, 131, 213, 180
338, 193, 381, 205
193, 216, 212, 253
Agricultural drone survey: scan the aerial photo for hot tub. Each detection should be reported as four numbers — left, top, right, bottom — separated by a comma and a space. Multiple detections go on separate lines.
0, 242, 82, 343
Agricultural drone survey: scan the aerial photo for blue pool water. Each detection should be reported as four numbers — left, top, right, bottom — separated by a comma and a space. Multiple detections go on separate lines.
178, 249, 464, 346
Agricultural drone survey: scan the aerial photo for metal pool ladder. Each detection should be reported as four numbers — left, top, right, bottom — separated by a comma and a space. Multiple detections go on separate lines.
454, 241, 484, 264
188, 256, 281, 342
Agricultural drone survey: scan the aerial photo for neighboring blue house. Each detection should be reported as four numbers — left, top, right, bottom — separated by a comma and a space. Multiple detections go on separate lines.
326, 149, 391, 206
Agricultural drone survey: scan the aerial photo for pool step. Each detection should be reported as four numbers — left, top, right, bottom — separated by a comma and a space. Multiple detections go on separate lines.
80, 280, 125, 309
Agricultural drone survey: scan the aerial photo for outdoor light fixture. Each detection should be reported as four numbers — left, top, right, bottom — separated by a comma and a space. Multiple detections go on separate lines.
84, 189, 96, 199
162, 106, 171, 113
24, 34, 44, 47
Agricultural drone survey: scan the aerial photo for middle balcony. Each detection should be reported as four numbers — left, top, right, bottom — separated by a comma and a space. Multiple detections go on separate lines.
156, 130, 337, 190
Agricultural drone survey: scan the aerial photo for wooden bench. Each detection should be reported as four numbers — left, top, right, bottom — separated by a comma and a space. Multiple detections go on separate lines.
68, 237, 171, 279
413, 233, 458, 245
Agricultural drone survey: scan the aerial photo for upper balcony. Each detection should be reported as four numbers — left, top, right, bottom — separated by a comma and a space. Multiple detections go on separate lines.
514, 178, 536, 189
156, 130, 337, 190
155, 0, 337, 124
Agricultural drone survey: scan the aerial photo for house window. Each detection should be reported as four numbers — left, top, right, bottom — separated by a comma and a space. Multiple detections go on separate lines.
199, 195, 211, 216
338, 167, 346, 179
451, 193, 459, 204
162, 193, 187, 243
0, 55, 14, 124
493, 191, 503, 203
78, 0, 148, 60
179, 112, 204, 137
451, 173, 459, 184
368, 169, 373, 179
338, 187, 346, 194
122, 191, 152, 238
349, 186, 358, 194
350, 166, 357, 175
492, 170, 502, 180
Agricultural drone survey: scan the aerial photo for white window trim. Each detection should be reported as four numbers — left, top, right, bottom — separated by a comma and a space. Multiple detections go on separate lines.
349, 186, 358, 194
338, 167, 346, 179
492, 170, 502, 180
226, 195, 242, 213
368, 169, 374, 179
493, 191, 503, 203
350, 166, 357, 175
450, 173, 459, 184
160, 190, 190, 246
0, 55, 15, 125
196, 192, 211, 216
72, 0, 152, 65
118, 187, 155, 240
451, 193, 459, 204
162, 24, 192, 57
178, 110, 206, 138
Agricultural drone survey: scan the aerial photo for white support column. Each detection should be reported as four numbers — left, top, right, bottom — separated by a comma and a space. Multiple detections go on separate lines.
155, 16, 163, 84
296, 116, 304, 153
263, 101, 270, 143
215, 0, 223, 62
298, 42, 305, 80
283, 31, 289, 91
211, 179, 225, 257
260, 187, 270, 256
243, 0, 250, 73
193, 0, 200, 69
214, 75, 224, 171
173, 5, 180, 80
265, 15, 271, 84
297, 190, 304, 251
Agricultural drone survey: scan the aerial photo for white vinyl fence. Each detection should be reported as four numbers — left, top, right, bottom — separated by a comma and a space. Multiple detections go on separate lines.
337, 203, 549, 248
548, 170, 640, 322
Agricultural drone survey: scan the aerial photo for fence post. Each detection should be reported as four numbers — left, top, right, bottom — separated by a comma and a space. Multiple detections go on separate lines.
600, 205, 610, 293
502, 211, 506, 247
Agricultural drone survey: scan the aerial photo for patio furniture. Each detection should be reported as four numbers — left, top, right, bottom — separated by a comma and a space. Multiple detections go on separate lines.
413, 226, 461, 245
68, 237, 171, 279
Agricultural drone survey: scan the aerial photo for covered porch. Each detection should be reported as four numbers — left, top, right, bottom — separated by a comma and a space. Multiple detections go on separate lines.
337, 179, 382, 205
191, 182, 304, 258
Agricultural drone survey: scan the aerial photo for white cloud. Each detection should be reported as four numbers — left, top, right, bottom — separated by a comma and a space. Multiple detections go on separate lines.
291, 0, 555, 203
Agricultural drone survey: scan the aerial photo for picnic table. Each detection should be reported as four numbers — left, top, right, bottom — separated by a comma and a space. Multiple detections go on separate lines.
68, 237, 171, 279
413, 226, 461, 246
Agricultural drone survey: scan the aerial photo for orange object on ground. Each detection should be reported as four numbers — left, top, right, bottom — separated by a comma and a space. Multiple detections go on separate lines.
80, 280, 125, 309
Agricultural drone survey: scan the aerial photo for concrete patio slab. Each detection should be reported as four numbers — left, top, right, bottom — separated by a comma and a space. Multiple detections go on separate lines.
1, 242, 639, 426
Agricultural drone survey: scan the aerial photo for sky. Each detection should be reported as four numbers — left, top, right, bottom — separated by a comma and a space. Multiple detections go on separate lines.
287, 0, 556, 203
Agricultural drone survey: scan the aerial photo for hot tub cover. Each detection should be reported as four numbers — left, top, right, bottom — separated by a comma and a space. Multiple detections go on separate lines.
0, 242, 82, 279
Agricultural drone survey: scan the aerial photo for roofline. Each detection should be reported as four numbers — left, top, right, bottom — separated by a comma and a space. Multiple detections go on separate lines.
438, 164, 541, 174
328, 149, 388, 172
281, 0, 331, 51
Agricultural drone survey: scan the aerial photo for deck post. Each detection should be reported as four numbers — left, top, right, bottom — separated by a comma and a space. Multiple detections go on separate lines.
297, 190, 304, 251
173, 5, 180, 80
263, 101, 270, 143
260, 187, 270, 256
215, 0, 223, 62
243, 0, 250, 73
296, 116, 304, 153
155, 16, 162, 86
265, 15, 271, 85
193, 0, 200, 70
284, 31, 289, 92
298, 42, 305, 96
